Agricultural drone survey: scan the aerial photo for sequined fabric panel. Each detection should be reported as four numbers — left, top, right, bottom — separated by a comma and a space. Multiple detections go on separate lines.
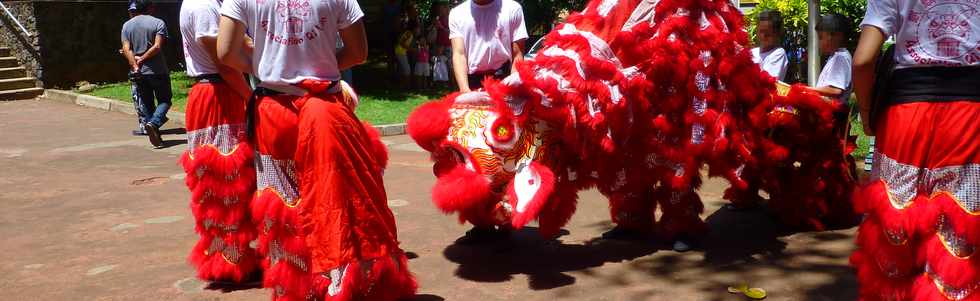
256, 154, 300, 206
187, 123, 246, 154
925, 264, 978, 301
872, 152, 980, 212
937, 215, 976, 258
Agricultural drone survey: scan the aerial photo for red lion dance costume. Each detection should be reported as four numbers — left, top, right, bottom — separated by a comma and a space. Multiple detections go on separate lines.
407, 0, 855, 245
180, 79, 259, 282
250, 81, 417, 301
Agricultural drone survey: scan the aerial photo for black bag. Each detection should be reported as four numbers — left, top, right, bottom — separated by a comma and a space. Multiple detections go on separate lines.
868, 44, 896, 132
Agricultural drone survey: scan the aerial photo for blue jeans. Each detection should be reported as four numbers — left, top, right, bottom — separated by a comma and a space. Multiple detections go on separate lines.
133, 74, 172, 127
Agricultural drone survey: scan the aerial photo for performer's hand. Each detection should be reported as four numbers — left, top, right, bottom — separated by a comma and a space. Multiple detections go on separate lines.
459, 87, 471, 93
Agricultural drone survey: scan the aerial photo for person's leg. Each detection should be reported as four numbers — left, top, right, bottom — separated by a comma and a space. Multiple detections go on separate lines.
293, 95, 416, 299
135, 78, 157, 126
397, 54, 411, 88
130, 80, 147, 135
149, 74, 173, 127
182, 83, 258, 283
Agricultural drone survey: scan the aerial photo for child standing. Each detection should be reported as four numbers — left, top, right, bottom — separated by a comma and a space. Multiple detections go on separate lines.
752, 10, 789, 81
432, 44, 450, 88
810, 14, 853, 135
415, 38, 431, 90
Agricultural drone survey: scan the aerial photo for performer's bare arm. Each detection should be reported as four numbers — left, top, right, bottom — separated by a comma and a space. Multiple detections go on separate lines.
217, 16, 253, 73
809, 85, 844, 98
201, 36, 252, 100
451, 37, 470, 92
510, 39, 525, 74
136, 34, 165, 67
337, 20, 368, 71
853, 26, 887, 136
121, 40, 139, 72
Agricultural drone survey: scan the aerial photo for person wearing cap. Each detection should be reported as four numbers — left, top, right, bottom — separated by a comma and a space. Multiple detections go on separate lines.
178, 0, 258, 284
449, 0, 528, 92
216, 0, 417, 298
121, 0, 172, 147
849, 0, 980, 299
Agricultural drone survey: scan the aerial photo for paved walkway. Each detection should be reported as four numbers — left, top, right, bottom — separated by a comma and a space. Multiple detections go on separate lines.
0, 98, 858, 300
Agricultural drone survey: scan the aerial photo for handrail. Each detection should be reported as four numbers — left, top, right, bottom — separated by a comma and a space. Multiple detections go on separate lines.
0, 2, 32, 37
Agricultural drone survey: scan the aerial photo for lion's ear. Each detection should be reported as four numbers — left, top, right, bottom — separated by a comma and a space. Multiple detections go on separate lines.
507, 161, 556, 229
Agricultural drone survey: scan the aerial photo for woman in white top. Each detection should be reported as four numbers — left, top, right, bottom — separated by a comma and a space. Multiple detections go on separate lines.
850, 0, 980, 300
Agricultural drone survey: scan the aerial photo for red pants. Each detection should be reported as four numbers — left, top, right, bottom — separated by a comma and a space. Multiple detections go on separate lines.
251, 89, 415, 301
851, 101, 980, 301
180, 82, 259, 282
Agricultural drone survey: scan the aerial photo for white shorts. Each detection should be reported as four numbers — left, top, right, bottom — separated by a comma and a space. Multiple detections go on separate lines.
414, 62, 430, 76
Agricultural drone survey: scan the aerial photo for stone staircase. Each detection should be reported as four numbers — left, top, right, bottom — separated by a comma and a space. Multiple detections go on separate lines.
0, 46, 43, 101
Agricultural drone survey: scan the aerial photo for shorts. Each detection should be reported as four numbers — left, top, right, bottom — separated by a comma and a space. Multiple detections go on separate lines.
414, 62, 430, 77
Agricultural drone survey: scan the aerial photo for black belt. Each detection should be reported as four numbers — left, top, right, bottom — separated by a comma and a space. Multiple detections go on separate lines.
194, 73, 223, 83
887, 65, 980, 104
245, 87, 285, 142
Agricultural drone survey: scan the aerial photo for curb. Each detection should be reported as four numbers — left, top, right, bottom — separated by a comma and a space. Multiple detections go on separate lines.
41, 89, 407, 136
43, 89, 185, 126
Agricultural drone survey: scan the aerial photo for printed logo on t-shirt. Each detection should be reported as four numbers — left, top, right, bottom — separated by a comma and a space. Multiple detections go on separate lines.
905, 0, 980, 65
258, 0, 331, 46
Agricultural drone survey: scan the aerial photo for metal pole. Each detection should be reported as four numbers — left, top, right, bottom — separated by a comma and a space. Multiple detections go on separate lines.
0, 2, 32, 37
807, 0, 820, 85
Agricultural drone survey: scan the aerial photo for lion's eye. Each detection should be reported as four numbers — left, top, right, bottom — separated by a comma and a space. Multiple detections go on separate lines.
496, 126, 511, 140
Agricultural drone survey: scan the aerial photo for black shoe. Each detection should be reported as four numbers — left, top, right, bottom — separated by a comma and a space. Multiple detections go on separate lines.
457, 226, 508, 245
145, 123, 163, 147
131, 129, 147, 136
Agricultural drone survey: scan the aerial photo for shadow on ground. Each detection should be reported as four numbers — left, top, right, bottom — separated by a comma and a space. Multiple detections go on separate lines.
442, 226, 665, 291
442, 207, 859, 299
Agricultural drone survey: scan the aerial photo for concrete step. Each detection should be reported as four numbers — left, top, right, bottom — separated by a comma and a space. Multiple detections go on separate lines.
0, 77, 37, 90
0, 67, 26, 79
0, 87, 43, 101
0, 57, 19, 68
0, 47, 10, 57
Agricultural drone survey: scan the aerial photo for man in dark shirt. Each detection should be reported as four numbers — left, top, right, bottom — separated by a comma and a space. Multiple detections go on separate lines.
121, 0, 171, 147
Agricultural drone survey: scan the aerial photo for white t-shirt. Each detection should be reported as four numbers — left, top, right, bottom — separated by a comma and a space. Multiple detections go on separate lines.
816, 48, 853, 105
860, 0, 980, 67
449, 0, 528, 74
181, 0, 222, 77
751, 47, 789, 81
220, 0, 363, 95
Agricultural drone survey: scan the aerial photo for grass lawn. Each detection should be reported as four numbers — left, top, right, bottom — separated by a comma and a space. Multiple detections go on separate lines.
83, 70, 450, 125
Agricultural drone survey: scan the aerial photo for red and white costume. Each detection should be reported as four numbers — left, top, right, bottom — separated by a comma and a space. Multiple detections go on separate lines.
851, 0, 980, 300
179, 0, 259, 283
220, 0, 416, 299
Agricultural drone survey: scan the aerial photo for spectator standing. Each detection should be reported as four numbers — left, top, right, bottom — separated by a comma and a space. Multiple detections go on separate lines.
449, 0, 528, 92
751, 10, 789, 81
121, 0, 172, 147
395, 21, 417, 89
849, 0, 980, 299
432, 43, 450, 88
415, 39, 431, 90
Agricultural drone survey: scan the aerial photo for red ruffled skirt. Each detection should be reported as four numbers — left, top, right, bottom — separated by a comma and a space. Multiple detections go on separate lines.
180, 82, 260, 282
851, 101, 980, 301
250, 86, 416, 301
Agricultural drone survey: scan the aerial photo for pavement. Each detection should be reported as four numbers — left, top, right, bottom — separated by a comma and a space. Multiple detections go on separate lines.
0, 98, 859, 301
